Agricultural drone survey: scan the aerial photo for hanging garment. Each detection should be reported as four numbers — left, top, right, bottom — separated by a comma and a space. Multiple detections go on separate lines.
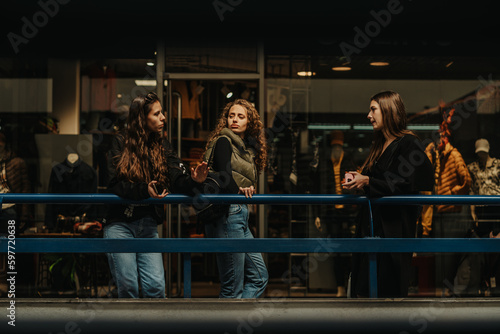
309, 137, 320, 171
289, 128, 299, 185
0, 161, 14, 209
81, 64, 117, 112
171, 80, 202, 120
421, 142, 471, 236
45, 156, 98, 229
0, 152, 31, 222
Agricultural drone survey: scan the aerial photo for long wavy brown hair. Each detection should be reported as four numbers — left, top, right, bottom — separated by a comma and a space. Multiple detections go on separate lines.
361, 90, 416, 172
115, 92, 169, 188
205, 99, 267, 172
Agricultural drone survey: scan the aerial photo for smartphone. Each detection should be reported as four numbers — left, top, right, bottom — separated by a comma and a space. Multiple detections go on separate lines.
345, 172, 354, 183
152, 183, 161, 195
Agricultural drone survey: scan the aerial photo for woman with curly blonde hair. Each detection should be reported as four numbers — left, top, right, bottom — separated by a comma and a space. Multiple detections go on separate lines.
202, 99, 269, 298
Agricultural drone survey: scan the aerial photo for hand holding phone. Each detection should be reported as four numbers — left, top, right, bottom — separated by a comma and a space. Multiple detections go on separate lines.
152, 183, 160, 195
149, 181, 168, 198
344, 172, 354, 183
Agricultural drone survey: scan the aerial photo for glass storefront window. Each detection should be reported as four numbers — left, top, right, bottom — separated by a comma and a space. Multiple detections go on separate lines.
263, 55, 500, 296
2, 38, 500, 298
165, 43, 259, 73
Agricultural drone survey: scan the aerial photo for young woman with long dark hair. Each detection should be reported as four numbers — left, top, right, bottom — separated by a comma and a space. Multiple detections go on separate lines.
343, 90, 434, 298
105, 91, 208, 298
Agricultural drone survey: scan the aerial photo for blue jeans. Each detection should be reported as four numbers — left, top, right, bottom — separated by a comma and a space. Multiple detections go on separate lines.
205, 204, 269, 298
104, 217, 165, 298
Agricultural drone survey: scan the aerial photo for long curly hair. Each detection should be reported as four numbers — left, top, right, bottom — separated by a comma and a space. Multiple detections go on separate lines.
205, 99, 267, 172
115, 92, 169, 189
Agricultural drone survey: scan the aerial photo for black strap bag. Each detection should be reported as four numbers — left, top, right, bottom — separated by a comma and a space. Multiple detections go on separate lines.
195, 172, 230, 223
194, 144, 230, 225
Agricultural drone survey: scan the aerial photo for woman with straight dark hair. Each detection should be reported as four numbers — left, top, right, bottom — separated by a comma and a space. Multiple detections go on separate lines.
105, 91, 208, 298
343, 90, 434, 298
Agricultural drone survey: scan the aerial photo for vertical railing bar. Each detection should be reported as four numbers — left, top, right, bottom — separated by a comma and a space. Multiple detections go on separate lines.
183, 253, 192, 298
368, 199, 378, 298
368, 199, 374, 237
172, 91, 183, 298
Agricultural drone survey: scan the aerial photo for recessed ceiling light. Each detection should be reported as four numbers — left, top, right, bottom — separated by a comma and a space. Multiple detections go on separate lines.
297, 71, 316, 77
332, 66, 351, 71
369, 61, 390, 66
147, 62, 155, 66
135, 79, 156, 86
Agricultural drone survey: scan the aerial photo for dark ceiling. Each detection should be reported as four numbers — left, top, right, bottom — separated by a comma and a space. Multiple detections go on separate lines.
1, 0, 499, 79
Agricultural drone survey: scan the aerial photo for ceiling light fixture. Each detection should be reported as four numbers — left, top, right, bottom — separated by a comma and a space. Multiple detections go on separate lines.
308, 124, 351, 130
446, 61, 454, 68
332, 66, 351, 71
221, 85, 233, 99
297, 71, 316, 77
135, 79, 156, 86
147, 62, 155, 66
369, 61, 390, 66
407, 124, 440, 131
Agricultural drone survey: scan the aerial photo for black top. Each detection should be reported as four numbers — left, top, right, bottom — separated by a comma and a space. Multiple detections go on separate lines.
105, 134, 202, 224
359, 134, 434, 237
211, 137, 240, 194
351, 134, 434, 298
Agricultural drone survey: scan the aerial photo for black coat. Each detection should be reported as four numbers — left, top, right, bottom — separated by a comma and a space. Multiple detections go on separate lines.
45, 157, 97, 229
105, 134, 202, 224
351, 134, 434, 298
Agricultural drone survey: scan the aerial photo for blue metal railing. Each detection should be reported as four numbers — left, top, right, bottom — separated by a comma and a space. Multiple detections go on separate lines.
1, 193, 500, 298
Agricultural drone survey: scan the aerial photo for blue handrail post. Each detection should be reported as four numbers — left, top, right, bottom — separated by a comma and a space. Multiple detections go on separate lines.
183, 253, 192, 298
367, 200, 378, 298
368, 253, 377, 298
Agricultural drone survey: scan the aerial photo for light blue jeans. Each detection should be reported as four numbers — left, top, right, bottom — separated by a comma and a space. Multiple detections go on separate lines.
104, 217, 165, 298
205, 204, 269, 298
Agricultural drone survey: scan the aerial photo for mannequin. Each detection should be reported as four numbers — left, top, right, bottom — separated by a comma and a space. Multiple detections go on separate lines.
0, 132, 31, 233
421, 110, 471, 236
67, 153, 79, 165
311, 130, 357, 297
0, 132, 33, 297
422, 108, 471, 295
465, 138, 500, 295
45, 153, 98, 231
468, 139, 500, 235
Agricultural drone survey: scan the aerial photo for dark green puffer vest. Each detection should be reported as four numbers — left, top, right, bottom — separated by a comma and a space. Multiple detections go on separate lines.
204, 128, 258, 188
